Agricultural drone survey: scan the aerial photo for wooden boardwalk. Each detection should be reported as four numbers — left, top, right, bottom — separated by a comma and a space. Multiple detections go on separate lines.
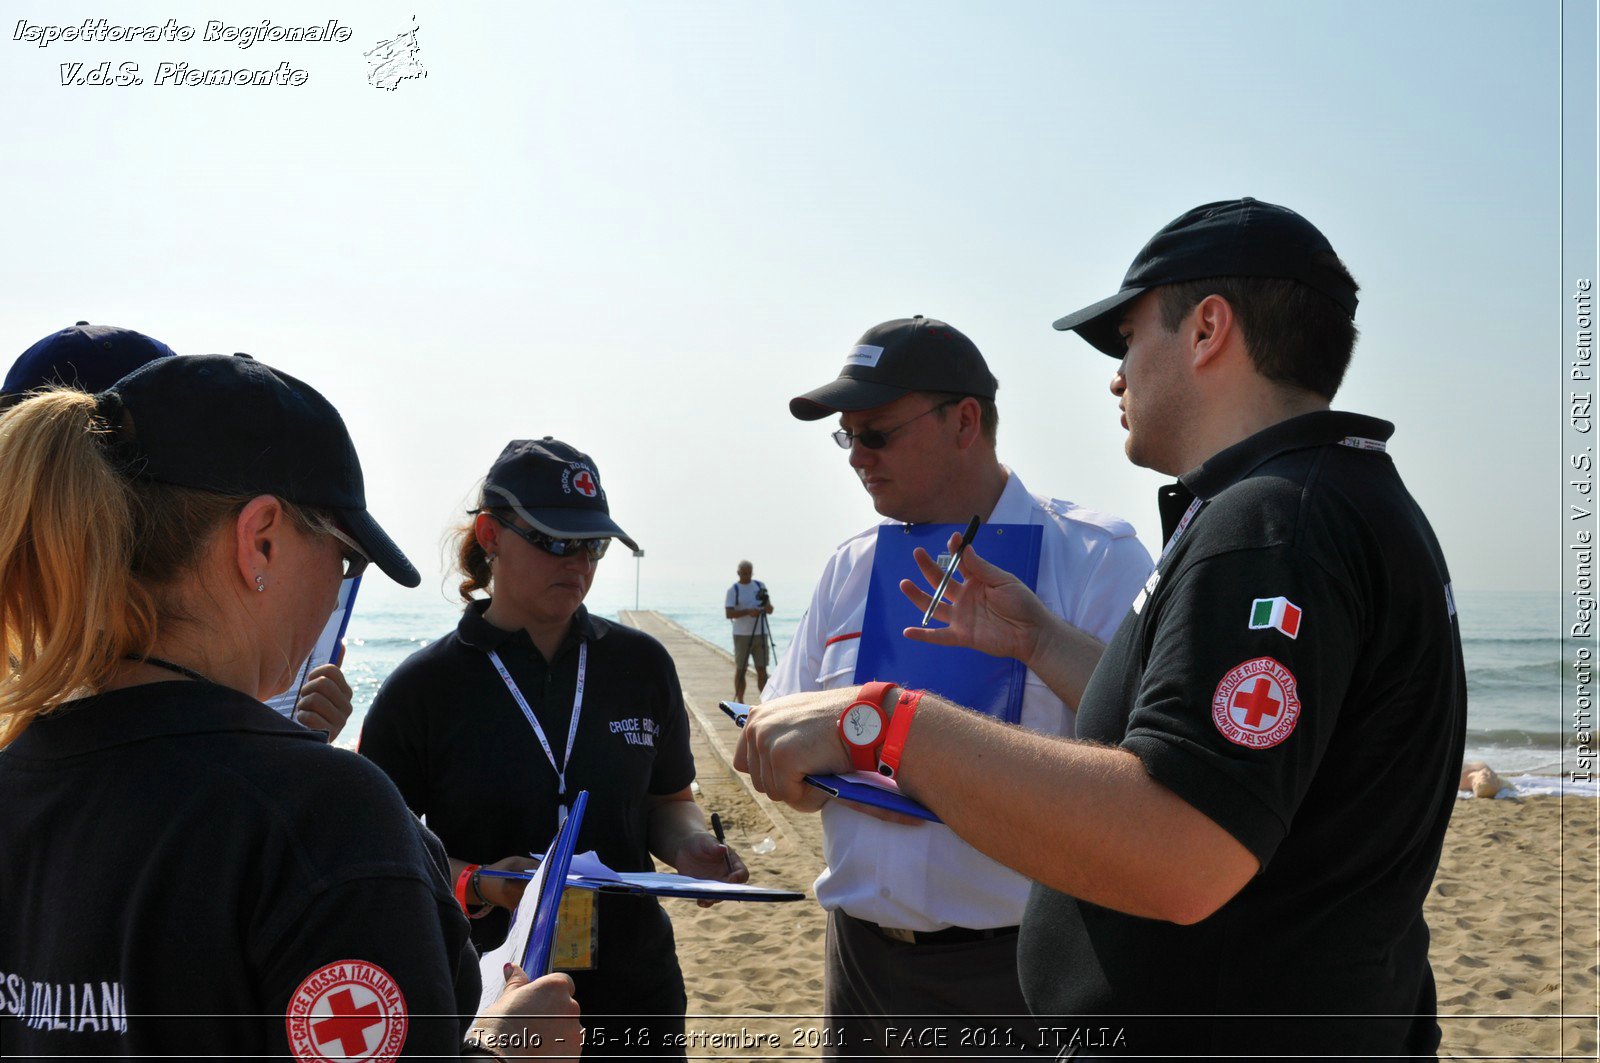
617, 612, 828, 1038
619, 611, 826, 864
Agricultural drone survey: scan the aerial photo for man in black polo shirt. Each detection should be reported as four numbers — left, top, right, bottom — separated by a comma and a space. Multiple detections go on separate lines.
735, 198, 1467, 1058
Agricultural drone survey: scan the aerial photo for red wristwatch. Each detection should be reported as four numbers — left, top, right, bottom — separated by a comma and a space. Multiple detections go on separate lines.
838, 681, 896, 772
877, 688, 924, 779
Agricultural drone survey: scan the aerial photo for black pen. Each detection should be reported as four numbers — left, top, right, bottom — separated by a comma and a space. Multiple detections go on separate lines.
921, 515, 982, 627
710, 812, 733, 874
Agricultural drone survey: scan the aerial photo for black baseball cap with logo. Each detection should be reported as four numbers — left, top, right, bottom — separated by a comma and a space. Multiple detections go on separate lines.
100, 353, 420, 587
1052, 197, 1360, 357
480, 437, 640, 552
2, 322, 176, 408
789, 316, 998, 421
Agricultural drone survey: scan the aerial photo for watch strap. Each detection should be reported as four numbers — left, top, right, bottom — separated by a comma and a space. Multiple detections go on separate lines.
877, 688, 924, 779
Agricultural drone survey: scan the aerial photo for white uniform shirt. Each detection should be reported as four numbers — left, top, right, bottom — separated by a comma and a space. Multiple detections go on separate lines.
726, 581, 767, 637
762, 469, 1153, 931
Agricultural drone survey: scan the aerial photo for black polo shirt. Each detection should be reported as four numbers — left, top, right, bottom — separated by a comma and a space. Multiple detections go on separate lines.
0, 682, 480, 1057
358, 602, 695, 995
1018, 411, 1467, 1057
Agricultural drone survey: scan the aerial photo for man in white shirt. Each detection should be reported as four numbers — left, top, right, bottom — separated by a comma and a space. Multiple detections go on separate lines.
726, 560, 774, 702
766, 315, 1152, 1055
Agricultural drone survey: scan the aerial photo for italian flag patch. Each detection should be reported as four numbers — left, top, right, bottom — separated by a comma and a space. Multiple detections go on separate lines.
1249, 597, 1302, 639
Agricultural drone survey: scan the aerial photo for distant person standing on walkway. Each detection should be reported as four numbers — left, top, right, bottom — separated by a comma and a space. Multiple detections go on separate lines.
726, 560, 774, 702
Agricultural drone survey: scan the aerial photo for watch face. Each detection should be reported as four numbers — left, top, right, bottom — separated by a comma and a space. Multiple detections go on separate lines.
842, 704, 884, 746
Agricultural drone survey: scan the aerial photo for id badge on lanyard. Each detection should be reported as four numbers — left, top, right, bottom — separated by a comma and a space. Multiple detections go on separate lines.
487, 642, 588, 830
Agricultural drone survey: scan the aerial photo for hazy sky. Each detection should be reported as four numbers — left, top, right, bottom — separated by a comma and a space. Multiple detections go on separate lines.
2, 1, 1574, 618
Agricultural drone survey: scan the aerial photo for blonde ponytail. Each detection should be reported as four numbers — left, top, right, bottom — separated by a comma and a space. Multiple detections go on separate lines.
0, 391, 155, 747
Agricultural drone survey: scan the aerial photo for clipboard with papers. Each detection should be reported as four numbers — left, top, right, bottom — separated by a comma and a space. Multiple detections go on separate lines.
718, 701, 940, 823
478, 852, 804, 902
477, 790, 588, 1006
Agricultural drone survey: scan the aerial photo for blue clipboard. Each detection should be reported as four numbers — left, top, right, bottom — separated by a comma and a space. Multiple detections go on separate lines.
718, 702, 939, 822
855, 523, 1043, 724
479, 865, 804, 902
802, 772, 941, 823
522, 790, 587, 977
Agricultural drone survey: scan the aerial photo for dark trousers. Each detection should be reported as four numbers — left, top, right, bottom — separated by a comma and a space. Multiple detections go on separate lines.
823, 910, 1049, 1058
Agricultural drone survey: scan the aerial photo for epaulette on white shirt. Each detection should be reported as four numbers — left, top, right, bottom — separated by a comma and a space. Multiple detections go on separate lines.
1039, 497, 1138, 540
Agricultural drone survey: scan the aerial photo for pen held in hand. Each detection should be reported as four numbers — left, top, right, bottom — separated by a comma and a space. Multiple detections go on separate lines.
920, 514, 982, 627
710, 812, 733, 875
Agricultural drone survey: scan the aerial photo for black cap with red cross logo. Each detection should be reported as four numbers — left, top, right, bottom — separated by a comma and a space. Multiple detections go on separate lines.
480, 437, 639, 552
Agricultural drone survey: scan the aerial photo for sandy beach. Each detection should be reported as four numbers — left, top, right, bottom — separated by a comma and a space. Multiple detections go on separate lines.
621, 612, 1600, 1059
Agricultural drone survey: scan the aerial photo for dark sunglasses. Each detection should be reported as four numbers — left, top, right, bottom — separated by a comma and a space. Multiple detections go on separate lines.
486, 513, 611, 560
308, 515, 371, 581
831, 398, 961, 450
327, 528, 370, 579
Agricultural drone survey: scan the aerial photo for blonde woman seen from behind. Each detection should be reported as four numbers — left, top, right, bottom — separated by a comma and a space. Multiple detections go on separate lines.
0, 355, 579, 1058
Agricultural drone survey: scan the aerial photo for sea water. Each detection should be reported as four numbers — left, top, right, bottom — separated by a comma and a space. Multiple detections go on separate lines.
334, 588, 1583, 793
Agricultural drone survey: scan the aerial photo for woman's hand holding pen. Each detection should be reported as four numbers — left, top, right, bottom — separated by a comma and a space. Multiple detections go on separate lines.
666, 828, 750, 907
899, 532, 1054, 667
667, 830, 749, 883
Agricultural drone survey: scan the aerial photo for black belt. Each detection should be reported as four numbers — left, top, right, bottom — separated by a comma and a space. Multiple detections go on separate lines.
848, 911, 1019, 946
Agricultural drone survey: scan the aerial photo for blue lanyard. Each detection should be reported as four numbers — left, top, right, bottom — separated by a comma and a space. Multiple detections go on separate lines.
486, 642, 587, 829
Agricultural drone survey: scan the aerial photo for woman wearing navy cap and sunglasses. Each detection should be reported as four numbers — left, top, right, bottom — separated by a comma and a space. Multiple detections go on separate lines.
360, 437, 748, 1058
0, 356, 578, 1058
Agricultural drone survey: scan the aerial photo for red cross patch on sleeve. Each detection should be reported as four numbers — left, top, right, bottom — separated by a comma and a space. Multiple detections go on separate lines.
1211, 657, 1301, 749
285, 960, 408, 1062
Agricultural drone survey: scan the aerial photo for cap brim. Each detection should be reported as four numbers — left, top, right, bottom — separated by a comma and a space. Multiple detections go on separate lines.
788, 377, 913, 421
339, 508, 422, 588
1051, 287, 1146, 358
502, 501, 641, 555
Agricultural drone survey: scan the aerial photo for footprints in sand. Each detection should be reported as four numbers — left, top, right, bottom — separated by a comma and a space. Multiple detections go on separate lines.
1427, 800, 1598, 1059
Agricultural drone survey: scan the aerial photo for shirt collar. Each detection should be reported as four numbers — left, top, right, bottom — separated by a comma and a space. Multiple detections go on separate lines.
456, 599, 607, 654
880, 466, 1030, 531
1159, 410, 1395, 539
988, 466, 1035, 524
3, 682, 320, 760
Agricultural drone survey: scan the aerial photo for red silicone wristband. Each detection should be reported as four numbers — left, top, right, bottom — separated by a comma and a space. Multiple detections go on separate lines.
877, 688, 924, 779
454, 863, 481, 915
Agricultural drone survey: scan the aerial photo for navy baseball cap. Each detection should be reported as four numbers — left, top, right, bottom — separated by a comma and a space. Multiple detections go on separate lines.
480, 438, 640, 552
1052, 197, 1360, 357
101, 354, 420, 588
3, 322, 176, 405
789, 316, 998, 421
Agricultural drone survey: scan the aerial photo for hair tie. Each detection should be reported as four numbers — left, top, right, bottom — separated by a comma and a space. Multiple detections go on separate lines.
92, 391, 124, 435
91, 392, 143, 476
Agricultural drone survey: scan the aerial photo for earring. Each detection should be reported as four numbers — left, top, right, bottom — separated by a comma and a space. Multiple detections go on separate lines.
255, 575, 266, 593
